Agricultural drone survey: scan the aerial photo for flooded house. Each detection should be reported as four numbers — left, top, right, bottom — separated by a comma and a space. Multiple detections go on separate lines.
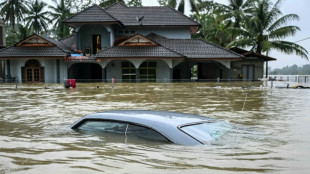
0, 2, 275, 83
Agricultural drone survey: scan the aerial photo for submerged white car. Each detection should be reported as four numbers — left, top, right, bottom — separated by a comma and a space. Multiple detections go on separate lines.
71, 110, 231, 145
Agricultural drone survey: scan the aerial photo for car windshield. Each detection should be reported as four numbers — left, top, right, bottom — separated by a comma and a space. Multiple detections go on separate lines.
180, 121, 231, 144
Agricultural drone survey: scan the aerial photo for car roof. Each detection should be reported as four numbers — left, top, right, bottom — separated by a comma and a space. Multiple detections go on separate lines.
71, 110, 215, 145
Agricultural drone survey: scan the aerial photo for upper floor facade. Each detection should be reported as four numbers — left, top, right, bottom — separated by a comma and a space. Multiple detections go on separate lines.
63, 2, 200, 57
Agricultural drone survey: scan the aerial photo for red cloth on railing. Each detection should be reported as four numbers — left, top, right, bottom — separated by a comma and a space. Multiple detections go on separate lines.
67, 79, 76, 88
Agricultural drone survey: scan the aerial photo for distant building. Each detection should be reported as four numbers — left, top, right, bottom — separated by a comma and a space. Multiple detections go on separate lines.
0, 2, 275, 83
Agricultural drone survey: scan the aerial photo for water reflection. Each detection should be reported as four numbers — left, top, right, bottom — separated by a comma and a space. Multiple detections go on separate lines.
0, 82, 309, 173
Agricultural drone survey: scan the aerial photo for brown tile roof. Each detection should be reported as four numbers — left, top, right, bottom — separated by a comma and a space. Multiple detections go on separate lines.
229, 47, 276, 61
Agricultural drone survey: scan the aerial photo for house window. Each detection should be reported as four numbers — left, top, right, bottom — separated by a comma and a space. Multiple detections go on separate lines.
121, 62, 136, 82
139, 62, 156, 82
242, 65, 255, 81
92, 34, 101, 54
118, 30, 136, 36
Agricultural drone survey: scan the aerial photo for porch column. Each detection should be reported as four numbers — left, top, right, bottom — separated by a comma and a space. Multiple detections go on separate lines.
169, 68, 173, 82
102, 68, 106, 82
136, 68, 139, 83
56, 59, 60, 83
6, 60, 10, 82
227, 68, 231, 81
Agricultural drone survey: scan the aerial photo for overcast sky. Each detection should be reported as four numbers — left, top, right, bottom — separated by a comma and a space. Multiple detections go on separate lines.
45, 0, 310, 69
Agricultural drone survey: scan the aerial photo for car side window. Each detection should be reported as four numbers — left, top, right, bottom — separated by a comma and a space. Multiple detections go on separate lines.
77, 120, 170, 143
78, 120, 127, 133
126, 124, 170, 142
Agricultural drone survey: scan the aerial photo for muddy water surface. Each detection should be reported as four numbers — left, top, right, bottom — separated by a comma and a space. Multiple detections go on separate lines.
0, 82, 309, 173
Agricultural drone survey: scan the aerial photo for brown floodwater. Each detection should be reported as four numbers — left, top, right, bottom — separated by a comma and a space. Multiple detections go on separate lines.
0, 82, 309, 173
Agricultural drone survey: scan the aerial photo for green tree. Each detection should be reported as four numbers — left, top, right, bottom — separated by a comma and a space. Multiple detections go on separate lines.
49, 0, 72, 39
127, 0, 142, 7
192, 13, 233, 47
228, 0, 308, 59
5, 24, 32, 46
220, 0, 255, 28
158, 0, 199, 14
24, 0, 50, 34
99, 0, 125, 8
0, 0, 29, 28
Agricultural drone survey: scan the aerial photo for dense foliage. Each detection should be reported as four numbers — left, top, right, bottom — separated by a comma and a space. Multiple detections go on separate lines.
270, 64, 310, 75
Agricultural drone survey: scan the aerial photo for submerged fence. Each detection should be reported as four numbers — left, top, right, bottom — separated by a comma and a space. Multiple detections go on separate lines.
268, 75, 310, 85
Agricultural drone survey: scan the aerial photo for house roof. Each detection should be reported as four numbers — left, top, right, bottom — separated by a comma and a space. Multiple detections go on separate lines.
147, 34, 243, 59
96, 33, 243, 60
230, 47, 276, 61
59, 34, 77, 50
63, 2, 200, 27
96, 46, 184, 58
105, 2, 200, 27
63, 5, 120, 27
0, 34, 73, 59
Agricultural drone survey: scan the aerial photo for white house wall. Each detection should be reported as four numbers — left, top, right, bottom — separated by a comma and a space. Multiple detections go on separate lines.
6, 59, 68, 83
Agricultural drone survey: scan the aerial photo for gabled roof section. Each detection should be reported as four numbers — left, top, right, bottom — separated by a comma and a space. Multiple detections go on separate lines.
118, 34, 158, 46
16, 34, 54, 47
147, 34, 243, 59
0, 34, 74, 59
105, 3, 200, 27
63, 5, 119, 27
230, 47, 276, 61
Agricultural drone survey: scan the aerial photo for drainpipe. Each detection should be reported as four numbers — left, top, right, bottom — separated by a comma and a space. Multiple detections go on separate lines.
265, 61, 268, 78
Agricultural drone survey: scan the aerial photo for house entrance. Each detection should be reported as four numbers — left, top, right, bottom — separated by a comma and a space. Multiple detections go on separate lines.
68, 63, 102, 82
22, 60, 44, 82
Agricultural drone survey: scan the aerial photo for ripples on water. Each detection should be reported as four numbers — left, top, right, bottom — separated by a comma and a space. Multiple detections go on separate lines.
0, 82, 309, 173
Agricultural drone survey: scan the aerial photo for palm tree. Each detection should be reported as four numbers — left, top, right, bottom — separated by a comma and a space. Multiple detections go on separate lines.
158, 0, 199, 14
192, 13, 233, 47
0, 0, 29, 28
228, 0, 308, 60
220, 0, 255, 28
49, 0, 72, 39
24, 0, 50, 34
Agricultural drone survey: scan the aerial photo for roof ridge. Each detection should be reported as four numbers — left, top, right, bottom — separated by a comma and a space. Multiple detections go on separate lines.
63, 4, 119, 23
195, 38, 244, 58
105, 1, 127, 10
